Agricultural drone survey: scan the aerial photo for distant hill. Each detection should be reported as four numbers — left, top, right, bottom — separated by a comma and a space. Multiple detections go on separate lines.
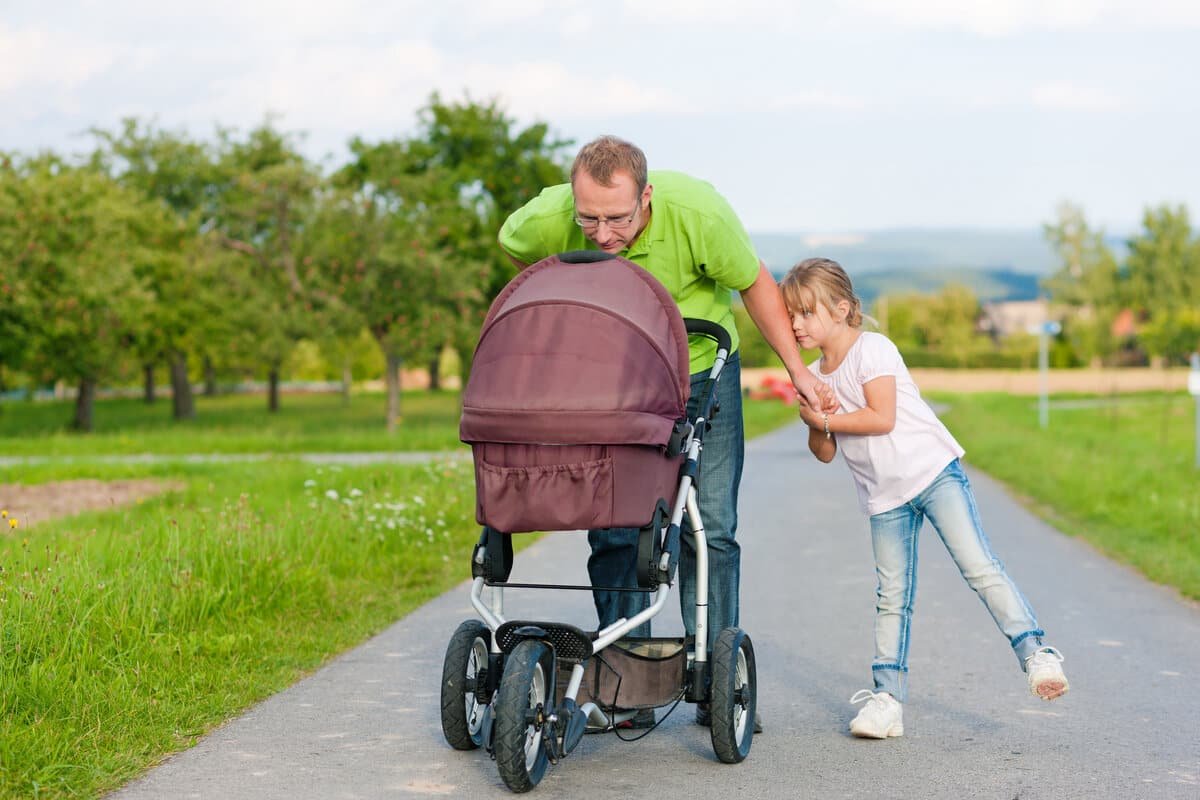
750, 227, 1089, 304
752, 228, 1058, 276
850, 267, 1043, 305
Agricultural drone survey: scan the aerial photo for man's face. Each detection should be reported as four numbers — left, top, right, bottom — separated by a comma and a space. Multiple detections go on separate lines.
571, 169, 651, 254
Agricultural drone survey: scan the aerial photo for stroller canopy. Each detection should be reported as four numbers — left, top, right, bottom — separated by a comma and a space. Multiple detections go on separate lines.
461, 252, 690, 448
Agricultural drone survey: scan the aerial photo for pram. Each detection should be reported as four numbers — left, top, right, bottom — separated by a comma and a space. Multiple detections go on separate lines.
441, 251, 757, 792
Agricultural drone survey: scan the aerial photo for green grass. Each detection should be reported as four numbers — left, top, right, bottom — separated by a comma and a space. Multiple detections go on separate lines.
0, 391, 466, 456
0, 458, 479, 798
936, 391, 1200, 601
742, 394, 801, 440
0, 391, 799, 798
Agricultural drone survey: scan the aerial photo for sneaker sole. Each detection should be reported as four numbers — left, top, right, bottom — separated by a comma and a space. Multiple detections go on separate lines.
1034, 680, 1068, 701
850, 723, 903, 739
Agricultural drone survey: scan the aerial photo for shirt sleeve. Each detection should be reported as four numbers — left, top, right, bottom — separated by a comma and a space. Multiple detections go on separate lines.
498, 184, 575, 266
857, 334, 903, 385
694, 187, 760, 291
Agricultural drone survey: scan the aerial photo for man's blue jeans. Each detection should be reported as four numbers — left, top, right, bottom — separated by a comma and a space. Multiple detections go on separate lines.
868, 458, 1045, 702
589, 354, 743, 647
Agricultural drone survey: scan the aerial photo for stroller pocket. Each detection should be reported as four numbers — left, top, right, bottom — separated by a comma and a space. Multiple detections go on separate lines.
477, 451, 614, 532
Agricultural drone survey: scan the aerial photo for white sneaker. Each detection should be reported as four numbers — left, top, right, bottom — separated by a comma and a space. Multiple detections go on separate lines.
848, 690, 903, 738
1026, 647, 1069, 700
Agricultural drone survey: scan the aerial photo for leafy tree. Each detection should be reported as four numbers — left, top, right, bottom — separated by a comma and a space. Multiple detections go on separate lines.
1042, 202, 1123, 365
1124, 205, 1200, 363
302, 189, 483, 429
210, 121, 329, 410
89, 119, 226, 417
338, 94, 571, 384
0, 156, 169, 430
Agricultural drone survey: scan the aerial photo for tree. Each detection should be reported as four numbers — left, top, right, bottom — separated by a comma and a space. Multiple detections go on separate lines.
88, 119, 226, 417
210, 122, 328, 411
302, 189, 484, 430
0, 156, 168, 431
1042, 202, 1123, 365
338, 94, 571, 384
1124, 205, 1200, 363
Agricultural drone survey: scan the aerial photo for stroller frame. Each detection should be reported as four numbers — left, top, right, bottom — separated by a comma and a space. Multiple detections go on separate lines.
441, 254, 756, 792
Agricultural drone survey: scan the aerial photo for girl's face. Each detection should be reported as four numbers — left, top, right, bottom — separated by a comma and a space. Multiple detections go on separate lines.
789, 291, 847, 349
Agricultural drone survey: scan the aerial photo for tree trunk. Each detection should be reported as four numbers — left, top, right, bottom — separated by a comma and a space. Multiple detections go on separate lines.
386, 352, 403, 432
73, 376, 96, 432
341, 355, 353, 407
268, 367, 281, 412
143, 364, 156, 403
204, 357, 218, 396
170, 351, 195, 420
428, 352, 441, 391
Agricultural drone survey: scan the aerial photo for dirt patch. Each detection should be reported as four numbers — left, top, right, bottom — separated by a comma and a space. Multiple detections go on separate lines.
0, 479, 185, 528
742, 366, 1190, 395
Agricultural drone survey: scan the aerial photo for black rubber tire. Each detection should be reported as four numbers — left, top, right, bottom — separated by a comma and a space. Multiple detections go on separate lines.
440, 619, 491, 751
494, 639, 553, 792
709, 627, 756, 764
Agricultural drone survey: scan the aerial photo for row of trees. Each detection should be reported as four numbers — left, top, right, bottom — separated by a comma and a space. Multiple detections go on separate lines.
1043, 202, 1200, 366
0, 96, 571, 430
735, 202, 1200, 371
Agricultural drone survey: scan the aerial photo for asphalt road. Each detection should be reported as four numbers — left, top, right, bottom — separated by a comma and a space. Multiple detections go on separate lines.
110, 422, 1200, 799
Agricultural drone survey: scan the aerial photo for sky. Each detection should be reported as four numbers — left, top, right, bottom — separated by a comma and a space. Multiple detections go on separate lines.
2, 0, 1199, 235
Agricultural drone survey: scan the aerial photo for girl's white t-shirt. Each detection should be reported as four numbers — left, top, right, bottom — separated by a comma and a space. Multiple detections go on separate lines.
810, 331, 964, 516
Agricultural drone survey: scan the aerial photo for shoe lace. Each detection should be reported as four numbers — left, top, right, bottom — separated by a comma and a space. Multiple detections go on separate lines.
850, 689, 886, 707
1026, 647, 1065, 668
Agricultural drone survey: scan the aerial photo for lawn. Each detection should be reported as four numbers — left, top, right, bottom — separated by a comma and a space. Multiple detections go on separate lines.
936, 391, 1200, 601
0, 457, 479, 798
0, 390, 800, 798
0, 391, 466, 457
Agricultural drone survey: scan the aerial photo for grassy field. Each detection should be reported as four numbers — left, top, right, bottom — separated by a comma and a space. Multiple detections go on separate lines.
0, 390, 800, 798
0, 458, 483, 798
0, 391, 465, 456
936, 391, 1200, 601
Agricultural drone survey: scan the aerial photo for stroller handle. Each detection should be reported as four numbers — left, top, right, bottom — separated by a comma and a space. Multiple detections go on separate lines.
683, 318, 732, 355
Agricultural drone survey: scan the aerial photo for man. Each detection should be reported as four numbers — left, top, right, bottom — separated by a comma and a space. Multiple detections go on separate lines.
498, 135, 829, 729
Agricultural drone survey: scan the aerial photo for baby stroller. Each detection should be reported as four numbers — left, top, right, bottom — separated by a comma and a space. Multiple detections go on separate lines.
441, 251, 757, 792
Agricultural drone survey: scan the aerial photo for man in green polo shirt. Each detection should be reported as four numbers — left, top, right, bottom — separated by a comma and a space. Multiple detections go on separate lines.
498, 135, 828, 729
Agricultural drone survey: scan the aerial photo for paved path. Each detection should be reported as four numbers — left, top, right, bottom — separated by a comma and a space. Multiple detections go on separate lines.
110, 423, 1200, 799
0, 451, 468, 467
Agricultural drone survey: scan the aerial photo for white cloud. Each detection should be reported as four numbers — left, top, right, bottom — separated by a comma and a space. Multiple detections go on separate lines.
840, 0, 1200, 35
0, 24, 116, 94
1031, 81, 1125, 112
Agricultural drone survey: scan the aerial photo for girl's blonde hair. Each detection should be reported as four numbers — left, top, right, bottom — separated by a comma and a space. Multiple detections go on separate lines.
780, 257, 866, 329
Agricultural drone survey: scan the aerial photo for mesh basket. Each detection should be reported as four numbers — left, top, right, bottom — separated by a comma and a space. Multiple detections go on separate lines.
557, 637, 687, 710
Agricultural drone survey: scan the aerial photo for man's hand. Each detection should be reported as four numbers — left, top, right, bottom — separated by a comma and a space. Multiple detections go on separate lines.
796, 395, 825, 429
792, 370, 838, 413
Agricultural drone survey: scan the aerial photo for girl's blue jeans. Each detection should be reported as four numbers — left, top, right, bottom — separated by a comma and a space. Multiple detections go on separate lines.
868, 458, 1045, 702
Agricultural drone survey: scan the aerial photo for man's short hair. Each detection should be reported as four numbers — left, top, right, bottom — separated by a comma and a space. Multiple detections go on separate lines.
571, 135, 648, 195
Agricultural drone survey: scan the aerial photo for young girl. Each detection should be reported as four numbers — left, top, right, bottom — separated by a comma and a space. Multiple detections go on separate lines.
780, 258, 1068, 739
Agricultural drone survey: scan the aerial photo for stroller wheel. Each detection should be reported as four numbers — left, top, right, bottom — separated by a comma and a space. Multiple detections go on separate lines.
440, 619, 491, 751
709, 627, 756, 764
494, 638, 554, 792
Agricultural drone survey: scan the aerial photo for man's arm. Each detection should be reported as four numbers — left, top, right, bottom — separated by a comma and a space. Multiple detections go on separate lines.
739, 260, 831, 410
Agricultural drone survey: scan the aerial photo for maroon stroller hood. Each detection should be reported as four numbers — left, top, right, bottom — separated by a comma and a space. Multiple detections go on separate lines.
461, 252, 690, 533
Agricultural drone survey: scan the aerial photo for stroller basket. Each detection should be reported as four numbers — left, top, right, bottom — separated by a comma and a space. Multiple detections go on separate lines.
556, 637, 688, 711
460, 252, 691, 533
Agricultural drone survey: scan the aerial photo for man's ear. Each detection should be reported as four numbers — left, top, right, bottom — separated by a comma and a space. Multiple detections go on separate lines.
642, 183, 653, 208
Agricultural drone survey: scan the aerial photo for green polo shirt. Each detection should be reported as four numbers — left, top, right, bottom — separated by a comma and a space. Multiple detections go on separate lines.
498, 170, 760, 373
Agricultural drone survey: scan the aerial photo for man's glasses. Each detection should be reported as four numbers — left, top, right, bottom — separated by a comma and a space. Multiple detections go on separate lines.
573, 201, 641, 231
